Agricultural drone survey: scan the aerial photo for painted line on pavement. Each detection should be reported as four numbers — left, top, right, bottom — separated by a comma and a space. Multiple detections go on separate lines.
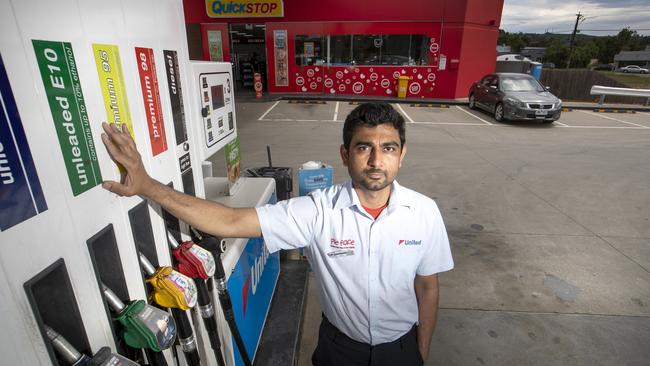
554, 121, 569, 127
578, 110, 648, 128
396, 103, 414, 123
455, 106, 493, 125
557, 125, 648, 129
333, 101, 339, 121
411, 121, 487, 126
258, 100, 280, 120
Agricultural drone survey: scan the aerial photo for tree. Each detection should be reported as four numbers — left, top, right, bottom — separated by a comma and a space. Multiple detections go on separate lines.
570, 41, 599, 68
497, 30, 527, 52
545, 41, 569, 68
616, 28, 636, 51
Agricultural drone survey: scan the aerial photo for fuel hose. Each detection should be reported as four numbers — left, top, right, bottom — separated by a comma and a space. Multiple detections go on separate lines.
167, 233, 226, 366
138, 253, 201, 366
192, 230, 252, 366
212, 242, 253, 366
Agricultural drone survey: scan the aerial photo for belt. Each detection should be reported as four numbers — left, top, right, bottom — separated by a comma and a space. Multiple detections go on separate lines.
320, 315, 417, 352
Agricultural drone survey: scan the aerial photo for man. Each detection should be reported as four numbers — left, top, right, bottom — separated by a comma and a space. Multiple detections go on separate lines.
101, 102, 453, 366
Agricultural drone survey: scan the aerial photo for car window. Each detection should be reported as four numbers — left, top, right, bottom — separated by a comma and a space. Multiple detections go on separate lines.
489, 77, 499, 87
480, 76, 491, 86
501, 76, 544, 92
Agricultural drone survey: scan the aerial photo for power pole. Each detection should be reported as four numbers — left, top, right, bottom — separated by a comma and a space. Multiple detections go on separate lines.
566, 12, 585, 68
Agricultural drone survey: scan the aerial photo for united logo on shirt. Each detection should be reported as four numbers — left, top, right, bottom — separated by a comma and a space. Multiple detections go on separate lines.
330, 238, 355, 249
398, 239, 422, 246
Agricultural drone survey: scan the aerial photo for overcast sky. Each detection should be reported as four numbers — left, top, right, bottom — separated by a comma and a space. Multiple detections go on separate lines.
500, 0, 650, 36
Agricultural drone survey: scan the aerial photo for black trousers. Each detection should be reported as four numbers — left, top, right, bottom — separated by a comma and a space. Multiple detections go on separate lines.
312, 316, 424, 366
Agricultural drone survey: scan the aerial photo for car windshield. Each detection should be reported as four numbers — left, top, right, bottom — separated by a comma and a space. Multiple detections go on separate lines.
500, 77, 544, 92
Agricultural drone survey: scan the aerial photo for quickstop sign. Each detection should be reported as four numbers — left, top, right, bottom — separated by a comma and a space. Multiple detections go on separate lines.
254, 73, 263, 98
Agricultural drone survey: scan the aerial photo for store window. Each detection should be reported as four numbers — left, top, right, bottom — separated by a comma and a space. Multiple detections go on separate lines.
380, 35, 410, 65
295, 35, 326, 66
352, 35, 381, 65
409, 35, 430, 65
293, 34, 431, 67
330, 35, 352, 65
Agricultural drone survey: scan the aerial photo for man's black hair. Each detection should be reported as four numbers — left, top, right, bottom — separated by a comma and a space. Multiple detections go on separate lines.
343, 102, 406, 150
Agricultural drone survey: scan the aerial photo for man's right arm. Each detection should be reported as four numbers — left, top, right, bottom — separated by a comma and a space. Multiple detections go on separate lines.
101, 122, 261, 238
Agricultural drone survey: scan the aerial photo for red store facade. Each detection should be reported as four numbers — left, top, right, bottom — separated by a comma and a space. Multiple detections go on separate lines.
183, 0, 504, 99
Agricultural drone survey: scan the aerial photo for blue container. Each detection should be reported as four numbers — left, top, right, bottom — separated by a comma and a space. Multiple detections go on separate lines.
531, 62, 542, 80
298, 162, 333, 196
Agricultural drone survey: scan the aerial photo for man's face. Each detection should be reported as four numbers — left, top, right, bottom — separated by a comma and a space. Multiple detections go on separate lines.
340, 123, 407, 192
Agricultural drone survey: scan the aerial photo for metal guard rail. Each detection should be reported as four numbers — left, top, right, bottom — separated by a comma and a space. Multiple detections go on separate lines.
590, 85, 650, 106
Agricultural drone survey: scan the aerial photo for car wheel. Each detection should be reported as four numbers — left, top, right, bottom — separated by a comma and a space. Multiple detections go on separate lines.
494, 103, 505, 122
468, 94, 476, 109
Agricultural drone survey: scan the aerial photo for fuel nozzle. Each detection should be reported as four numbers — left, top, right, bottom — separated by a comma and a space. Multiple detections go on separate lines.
139, 250, 202, 365
44, 324, 90, 365
44, 324, 139, 366
167, 232, 216, 280
101, 284, 176, 352
138, 252, 197, 310
168, 232, 226, 366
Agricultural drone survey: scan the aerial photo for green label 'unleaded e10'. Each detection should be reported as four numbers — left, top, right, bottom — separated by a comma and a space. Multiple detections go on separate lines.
32, 40, 102, 196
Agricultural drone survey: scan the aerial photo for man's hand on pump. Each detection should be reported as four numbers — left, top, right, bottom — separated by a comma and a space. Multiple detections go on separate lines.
99, 121, 261, 239
100, 122, 155, 197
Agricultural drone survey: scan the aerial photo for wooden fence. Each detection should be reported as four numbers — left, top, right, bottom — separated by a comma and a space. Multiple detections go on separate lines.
540, 69, 648, 104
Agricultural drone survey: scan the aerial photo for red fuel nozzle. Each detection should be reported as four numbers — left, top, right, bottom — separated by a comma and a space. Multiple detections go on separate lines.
167, 232, 215, 280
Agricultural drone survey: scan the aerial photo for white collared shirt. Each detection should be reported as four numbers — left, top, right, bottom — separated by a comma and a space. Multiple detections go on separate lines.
256, 180, 454, 345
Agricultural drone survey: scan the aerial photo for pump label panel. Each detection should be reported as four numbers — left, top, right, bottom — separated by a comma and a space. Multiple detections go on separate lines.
92, 44, 135, 139
33, 40, 103, 196
163, 50, 187, 145
134, 47, 167, 156
227, 195, 280, 366
0, 54, 48, 230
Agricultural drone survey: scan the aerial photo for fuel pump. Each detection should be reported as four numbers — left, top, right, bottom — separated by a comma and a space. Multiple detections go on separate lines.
44, 324, 140, 366
138, 253, 201, 366
191, 229, 253, 366
101, 284, 177, 353
166, 232, 226, 366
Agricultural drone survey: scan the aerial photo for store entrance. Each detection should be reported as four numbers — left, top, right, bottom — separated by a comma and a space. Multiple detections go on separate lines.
229, 23, 266, 94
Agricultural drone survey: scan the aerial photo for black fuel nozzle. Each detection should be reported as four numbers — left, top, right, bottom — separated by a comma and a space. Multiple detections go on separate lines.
44, 324, 140, 366
44, 324, 91, 365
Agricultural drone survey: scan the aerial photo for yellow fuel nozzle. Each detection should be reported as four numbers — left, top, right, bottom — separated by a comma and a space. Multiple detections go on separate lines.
138, 252, 197, 310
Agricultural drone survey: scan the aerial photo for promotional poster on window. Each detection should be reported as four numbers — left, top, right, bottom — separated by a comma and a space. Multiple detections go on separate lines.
274, 30, 288, 86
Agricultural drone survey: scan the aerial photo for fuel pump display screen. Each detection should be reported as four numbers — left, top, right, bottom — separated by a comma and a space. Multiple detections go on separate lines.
197, 71, 235, 152
211, 85, 224, 110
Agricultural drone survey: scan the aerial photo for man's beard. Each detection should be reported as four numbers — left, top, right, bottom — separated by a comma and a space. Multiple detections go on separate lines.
358, 169, 391, 191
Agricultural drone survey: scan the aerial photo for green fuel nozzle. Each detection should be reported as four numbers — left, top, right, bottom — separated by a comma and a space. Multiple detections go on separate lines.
44, 324, 139, 366
101, 284, 176, 352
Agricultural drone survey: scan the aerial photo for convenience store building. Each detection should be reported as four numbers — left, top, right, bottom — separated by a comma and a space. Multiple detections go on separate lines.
183, 0, 504, 99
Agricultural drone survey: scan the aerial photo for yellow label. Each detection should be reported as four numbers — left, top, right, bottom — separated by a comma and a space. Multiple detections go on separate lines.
92, 44, 134, 138
206, 0, 283, 18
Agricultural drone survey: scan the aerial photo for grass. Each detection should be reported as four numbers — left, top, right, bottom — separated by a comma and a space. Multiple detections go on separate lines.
598, 71, 650, 89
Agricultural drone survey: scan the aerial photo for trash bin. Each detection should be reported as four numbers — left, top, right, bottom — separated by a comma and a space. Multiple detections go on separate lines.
397, 76, 410, 98
244, 146, 293, 201
250, 166, 292, 201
